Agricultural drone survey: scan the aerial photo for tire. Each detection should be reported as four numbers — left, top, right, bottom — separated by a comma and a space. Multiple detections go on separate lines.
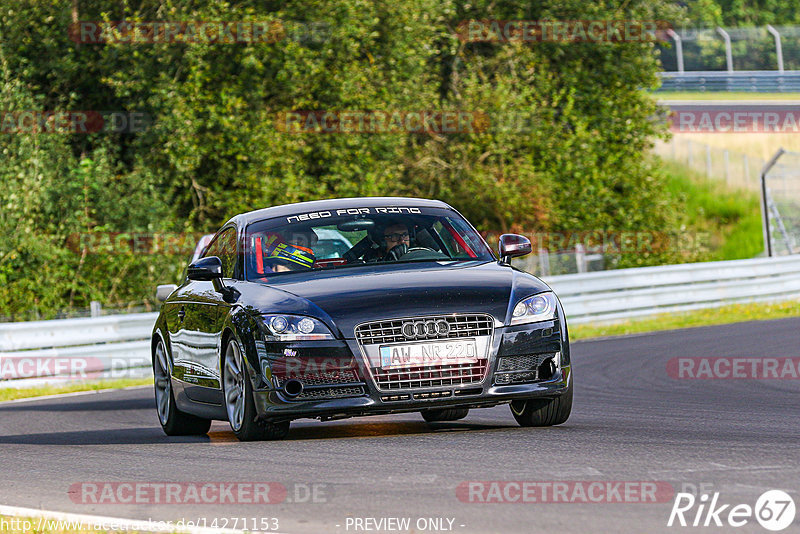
223, 338, 290, 441
421, 407, 469, 423
510, 384, 572, 427
153, 338, 211, 436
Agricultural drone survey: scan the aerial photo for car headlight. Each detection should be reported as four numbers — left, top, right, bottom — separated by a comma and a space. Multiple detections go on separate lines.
510, 292, 557, 325
261, 315, 335, 341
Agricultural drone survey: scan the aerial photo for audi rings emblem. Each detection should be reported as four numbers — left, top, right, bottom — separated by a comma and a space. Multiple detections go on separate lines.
401, 320, 450, 339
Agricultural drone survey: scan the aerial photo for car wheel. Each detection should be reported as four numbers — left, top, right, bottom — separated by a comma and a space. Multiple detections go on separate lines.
223, 338, 290, 441
421, 407, 469, 422
153, 339, 211, 436
510, 384, 573, 427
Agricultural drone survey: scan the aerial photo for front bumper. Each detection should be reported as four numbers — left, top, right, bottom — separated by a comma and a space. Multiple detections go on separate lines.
252, 318, 570, 423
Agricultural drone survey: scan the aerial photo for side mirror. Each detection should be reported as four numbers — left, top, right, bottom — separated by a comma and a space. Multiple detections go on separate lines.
156, 284, 177, 303
498, 234, 532, 263
187, 256, 223, 281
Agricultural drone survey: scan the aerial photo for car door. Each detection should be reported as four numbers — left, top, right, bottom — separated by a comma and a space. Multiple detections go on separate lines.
181, 226, 237, 403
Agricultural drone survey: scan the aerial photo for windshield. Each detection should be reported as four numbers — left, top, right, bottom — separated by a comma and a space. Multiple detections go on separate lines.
244, 206, 493, 280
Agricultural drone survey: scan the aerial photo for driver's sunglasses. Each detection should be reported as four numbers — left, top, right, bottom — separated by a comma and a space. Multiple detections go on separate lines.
384, 232, 410, 243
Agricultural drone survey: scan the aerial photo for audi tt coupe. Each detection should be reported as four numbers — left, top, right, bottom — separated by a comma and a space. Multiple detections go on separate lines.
152, 197, 572, 441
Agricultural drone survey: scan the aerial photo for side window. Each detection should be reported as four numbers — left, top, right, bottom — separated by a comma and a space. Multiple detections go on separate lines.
204, 228, 238, 278
432, 221, 459, 255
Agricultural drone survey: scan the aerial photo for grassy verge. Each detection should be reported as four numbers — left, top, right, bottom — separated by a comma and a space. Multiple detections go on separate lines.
571, 299, 799, 340
661, 159, 763, 261
655, 91, 800, 101
0, 378, 151, 402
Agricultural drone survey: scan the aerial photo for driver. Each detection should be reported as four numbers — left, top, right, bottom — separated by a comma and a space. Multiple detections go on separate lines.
381, 222, 411, 261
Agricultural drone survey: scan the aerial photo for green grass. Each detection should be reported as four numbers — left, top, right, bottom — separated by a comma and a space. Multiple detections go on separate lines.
571, 299, 800, 340
0, 378, 151, 402
654, 91, 800, 100
661, 159, 764, 261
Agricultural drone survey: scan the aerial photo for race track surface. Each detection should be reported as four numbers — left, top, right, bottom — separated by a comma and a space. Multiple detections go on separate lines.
1, 318, 799, 534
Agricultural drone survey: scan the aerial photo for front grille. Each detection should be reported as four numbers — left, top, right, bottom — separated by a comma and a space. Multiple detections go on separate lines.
297, 386, 365, 400
273, 369, 359, 387
494, 353, 556, 385
372, 360, 489, 390
355, 314, 494, 345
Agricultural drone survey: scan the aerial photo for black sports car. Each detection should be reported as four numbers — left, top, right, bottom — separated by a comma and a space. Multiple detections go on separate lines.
152, 197, 572, 441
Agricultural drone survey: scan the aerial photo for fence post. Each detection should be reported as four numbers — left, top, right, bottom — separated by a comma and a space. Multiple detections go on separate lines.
687, 140, 693, 167
766, 25, 784, 73
743, 154, 749, 185
575, 244, 586, 274
538, 248, 550, 277
723, 149, 730, 184
666, 29, 684, 73
706, 145, 712, 177
716, 27, 734, 73
760, 149, 786, 257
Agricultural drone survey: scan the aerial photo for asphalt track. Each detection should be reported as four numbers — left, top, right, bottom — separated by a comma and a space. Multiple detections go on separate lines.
1, 318, 799, 534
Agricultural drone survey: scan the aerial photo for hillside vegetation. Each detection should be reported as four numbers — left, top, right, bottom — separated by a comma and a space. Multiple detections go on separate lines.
0, 0, 771, 319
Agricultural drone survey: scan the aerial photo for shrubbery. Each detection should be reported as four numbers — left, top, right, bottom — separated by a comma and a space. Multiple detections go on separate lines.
0, 0, 759, 318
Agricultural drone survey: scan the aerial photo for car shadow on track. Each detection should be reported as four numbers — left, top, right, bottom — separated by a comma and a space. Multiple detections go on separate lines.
0, 427, 210, 445
0, 397, 155, 412
203, 420, 521, 442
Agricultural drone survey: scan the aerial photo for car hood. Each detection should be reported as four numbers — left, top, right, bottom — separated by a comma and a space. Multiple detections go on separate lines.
242, 261, 550, 338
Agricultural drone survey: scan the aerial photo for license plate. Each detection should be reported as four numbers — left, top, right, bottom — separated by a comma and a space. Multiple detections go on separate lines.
379, 339, 478, 369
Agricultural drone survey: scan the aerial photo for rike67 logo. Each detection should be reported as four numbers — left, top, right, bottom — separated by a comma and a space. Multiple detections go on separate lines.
668, 490, 796, 531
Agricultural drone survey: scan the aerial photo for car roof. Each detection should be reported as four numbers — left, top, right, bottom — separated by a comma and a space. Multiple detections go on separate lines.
227, 197, 454, 227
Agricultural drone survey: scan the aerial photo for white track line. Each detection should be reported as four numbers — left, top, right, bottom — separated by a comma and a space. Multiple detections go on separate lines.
0, 385, 151, 405
0, 504, 245, 533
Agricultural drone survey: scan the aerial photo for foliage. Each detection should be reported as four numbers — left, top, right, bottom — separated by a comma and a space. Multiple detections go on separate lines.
0, 0, 776, 318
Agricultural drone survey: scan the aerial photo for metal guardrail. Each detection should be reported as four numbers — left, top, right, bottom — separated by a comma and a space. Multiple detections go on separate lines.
2, 255, 800, 386
658, 71, 800, 92
546, 255, 800, 324
0, 313, 157, 388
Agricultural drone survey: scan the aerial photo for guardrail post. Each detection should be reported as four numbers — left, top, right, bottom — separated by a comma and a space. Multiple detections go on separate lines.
575, 244, 587, 274
766, 25, 784, 73
687, 140, 693, 167
716, 27, 734, 73
723, 150, 730, 184
538, 248, 550, 277
90, 301, 102, 318
666, 29, 684, 73
743, 154, 749, 184
706, 145, 712, 177
760, 148, 786, 257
